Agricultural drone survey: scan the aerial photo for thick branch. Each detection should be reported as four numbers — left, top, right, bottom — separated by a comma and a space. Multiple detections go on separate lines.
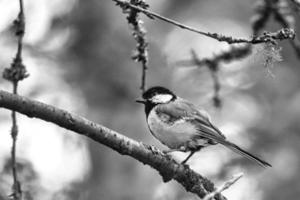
0, 90, 226, 200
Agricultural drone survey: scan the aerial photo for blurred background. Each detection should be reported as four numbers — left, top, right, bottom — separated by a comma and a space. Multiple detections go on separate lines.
0, 0, 300, 199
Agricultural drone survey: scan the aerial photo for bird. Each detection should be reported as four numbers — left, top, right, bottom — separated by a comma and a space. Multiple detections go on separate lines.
136, 86, 271, 167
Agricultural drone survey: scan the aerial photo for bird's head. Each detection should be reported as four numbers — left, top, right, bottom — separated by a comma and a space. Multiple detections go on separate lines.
136, 86, 176, 105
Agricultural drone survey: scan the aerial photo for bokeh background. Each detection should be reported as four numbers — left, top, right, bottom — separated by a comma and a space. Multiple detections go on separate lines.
0, 0, 300, 199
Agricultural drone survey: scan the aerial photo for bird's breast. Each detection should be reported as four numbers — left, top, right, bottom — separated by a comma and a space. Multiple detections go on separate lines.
147, 109, 199, 149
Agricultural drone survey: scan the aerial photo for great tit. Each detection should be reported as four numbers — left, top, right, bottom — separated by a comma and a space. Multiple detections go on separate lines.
136, 86, 271, 167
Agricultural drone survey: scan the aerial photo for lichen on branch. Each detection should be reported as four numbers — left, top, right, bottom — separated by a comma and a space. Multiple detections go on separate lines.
114, 0, 149, 92
113, 0, 295, 45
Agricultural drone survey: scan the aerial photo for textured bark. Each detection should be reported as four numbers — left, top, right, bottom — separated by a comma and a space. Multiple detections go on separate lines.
0, 90, 226, 200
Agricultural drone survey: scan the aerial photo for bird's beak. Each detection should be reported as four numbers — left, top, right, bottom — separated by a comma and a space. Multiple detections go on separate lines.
135, 99, 146, 104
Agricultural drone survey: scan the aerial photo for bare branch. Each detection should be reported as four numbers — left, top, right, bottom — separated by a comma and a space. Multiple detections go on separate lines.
113, 0, 295, 45
175, 46, 251, 107
0, 90, 227, 200
9, 82, 22, 200
2, 0, 28, 199
176, 46, 251, 68
115, 0, 149, 92
3, 0, 28, 83
190, 50, 222, 107
203, 173, 244, 200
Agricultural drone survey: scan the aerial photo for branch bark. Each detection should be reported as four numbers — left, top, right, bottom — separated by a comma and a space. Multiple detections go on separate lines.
0, 90, 226, 200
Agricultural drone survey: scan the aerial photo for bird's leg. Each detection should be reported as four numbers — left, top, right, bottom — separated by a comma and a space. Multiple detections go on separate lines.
181, 151, 196, 165
181, 143, 203, 164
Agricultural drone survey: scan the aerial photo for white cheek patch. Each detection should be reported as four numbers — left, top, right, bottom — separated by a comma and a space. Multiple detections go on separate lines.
151, 94, 173, 103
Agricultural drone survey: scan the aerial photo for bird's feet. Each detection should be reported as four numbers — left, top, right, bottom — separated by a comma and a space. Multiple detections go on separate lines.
181, 150, 198, 165
163, 147, 195, 165
181, 159, 188, 165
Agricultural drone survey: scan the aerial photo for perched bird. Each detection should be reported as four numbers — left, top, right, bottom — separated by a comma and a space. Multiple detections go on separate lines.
136, 86, 271, 167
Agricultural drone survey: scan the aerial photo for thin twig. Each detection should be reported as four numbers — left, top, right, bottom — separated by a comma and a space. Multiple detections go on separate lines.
203, 173, 244, 200
115, 0, 149, 92
177, 47, 251, 107
176, 46, 251, 68
16, 0, 25, 59
128, 0, 149, 92
141, 61, 147, 92
113, 0, 295, 45
2, 0, 28, 199
10, 82, 22, 200
210, 69, 221, 108
0, 90, 227, 200
190, 50, 222, 107
113, 0, 243, 44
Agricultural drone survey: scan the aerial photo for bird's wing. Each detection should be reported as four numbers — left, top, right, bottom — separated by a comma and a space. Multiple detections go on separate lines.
155, 98, 208, 122
156, 98, 226, 139
156, 98, 271, 167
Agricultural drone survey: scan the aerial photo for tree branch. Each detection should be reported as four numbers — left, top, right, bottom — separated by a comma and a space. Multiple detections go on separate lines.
203, 173, 243, 200
113, 0, 295, 45
2, 0, 28, 199
117, 0, 149, 92
0, 90, 227, 200
190, 49, 222, 108
9, 82, 22, 200
175, 45, 251, 107
176, 46, 251, 68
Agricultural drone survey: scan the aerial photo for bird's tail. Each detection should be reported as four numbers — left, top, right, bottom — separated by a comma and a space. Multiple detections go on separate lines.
222, 140, 272, 168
